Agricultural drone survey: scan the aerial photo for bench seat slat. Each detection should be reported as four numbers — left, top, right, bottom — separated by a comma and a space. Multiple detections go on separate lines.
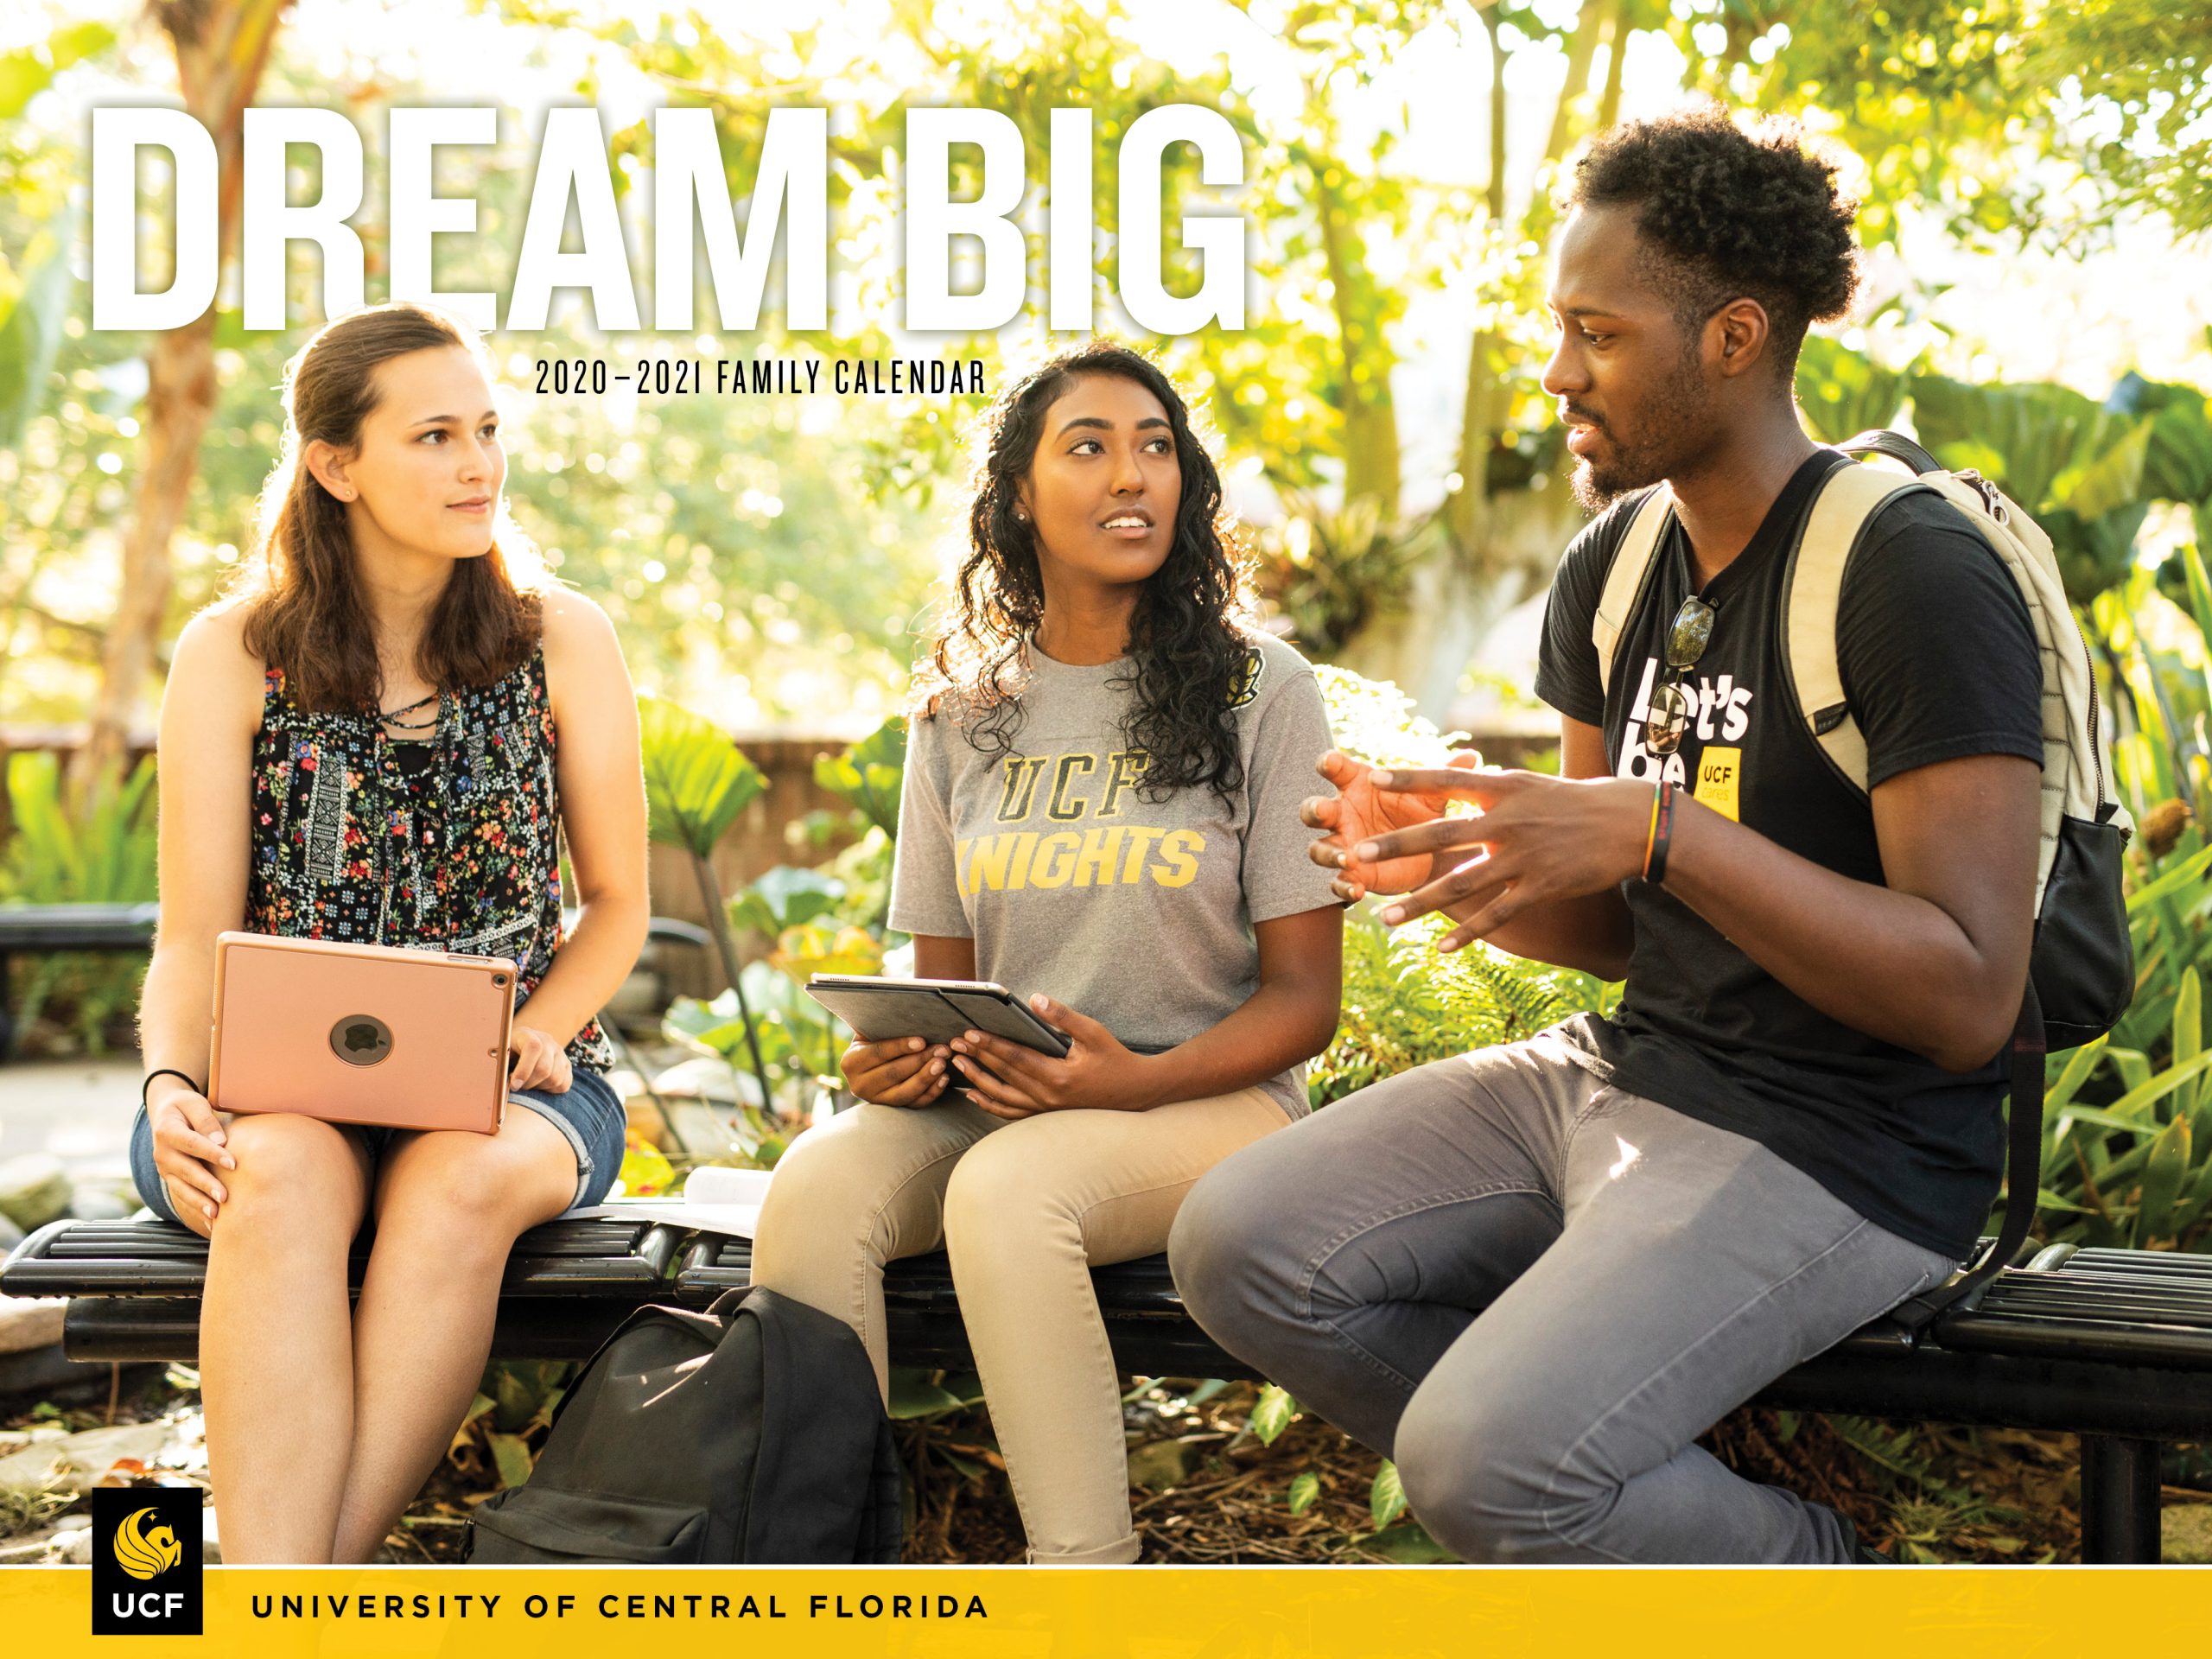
15, 1216, 2212, 1395
0, 902, 160, 951
1, 1217, 677, 1300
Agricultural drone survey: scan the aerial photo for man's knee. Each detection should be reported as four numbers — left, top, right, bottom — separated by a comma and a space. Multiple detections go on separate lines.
1167, 1159, 1299, 1338
1393, 1382, 1600, 1564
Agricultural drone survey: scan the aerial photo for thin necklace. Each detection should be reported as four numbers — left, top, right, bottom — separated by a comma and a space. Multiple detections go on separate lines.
378, 690, 439, 733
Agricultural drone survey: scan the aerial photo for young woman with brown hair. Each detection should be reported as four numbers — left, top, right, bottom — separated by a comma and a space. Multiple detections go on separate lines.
130, 302, 648, 1562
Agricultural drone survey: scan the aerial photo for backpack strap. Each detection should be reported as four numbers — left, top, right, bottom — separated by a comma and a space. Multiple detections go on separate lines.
1592, 486, 1675, 697
1782, 460, 1931, 793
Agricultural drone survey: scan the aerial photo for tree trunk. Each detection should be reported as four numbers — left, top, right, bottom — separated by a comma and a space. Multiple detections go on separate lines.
1440, 9, 1520, 560
77, 0, 289, 791
1313, 148, 1401, 509
1339, 486, 1586, 721
1351, 0, 1624, 714
1597, 0, 1630, 132
1484, 7, 1509, 226
1545, 0, 1614, 164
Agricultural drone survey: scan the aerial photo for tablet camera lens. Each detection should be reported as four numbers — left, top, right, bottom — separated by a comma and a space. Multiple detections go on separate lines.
493, 974, 509, 987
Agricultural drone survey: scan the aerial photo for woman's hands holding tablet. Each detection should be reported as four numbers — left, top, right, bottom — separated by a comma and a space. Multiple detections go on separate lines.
842, 1036, 956, 1108
949, 995, 1160, 1118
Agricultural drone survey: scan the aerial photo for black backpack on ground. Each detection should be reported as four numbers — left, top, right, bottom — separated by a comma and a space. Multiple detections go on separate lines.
468, 1287, 903, 1563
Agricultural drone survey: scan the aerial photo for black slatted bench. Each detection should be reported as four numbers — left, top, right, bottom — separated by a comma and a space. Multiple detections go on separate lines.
10, 1218, 2210, 1563
0, 902, 161, 1058
2, 1217, 686, 1362
671, 1234, 2212, 1565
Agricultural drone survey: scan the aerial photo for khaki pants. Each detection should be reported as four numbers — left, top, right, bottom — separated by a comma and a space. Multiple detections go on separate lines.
750, 1086, 1288, 1563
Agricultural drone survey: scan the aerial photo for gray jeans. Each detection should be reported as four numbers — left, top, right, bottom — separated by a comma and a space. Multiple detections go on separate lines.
1168, 1032, 1958, 1563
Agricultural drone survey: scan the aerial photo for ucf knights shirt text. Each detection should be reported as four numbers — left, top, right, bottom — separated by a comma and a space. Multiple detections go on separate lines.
1534, 452, 2045, 1260
889, 632, 1340, 1118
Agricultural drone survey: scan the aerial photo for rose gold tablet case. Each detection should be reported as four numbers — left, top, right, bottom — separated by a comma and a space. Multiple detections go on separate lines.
209, 931, 518, 1135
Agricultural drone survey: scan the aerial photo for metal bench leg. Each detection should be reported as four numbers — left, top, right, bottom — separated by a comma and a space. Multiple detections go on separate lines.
2081, 1434, 2162, 1563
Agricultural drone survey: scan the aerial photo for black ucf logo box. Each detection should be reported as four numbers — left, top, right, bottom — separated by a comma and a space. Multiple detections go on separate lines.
90, 1487, 203, 1636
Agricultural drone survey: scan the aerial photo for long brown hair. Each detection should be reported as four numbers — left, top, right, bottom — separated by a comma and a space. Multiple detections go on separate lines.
237, 302, 541, 713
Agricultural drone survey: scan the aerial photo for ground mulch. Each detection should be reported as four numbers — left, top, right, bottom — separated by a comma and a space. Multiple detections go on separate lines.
0, 1369, 2145, 1565
896, 1380, 2094, 1565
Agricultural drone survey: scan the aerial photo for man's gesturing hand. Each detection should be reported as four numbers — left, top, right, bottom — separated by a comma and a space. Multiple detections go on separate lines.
1302, 749, 1484, 903
1345, 766, 1656, 950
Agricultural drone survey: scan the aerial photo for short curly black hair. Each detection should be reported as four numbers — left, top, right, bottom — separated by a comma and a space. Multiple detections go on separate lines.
1566, 105, 1860, 376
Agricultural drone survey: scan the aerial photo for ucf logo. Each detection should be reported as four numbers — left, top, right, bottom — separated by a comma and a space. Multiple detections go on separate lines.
113, 1508, 181, 1579
91, 1489, 202, 1635
1226, 647, 1264, 710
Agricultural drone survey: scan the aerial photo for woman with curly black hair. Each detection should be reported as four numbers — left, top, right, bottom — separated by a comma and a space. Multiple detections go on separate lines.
752, 340, 1343, 1563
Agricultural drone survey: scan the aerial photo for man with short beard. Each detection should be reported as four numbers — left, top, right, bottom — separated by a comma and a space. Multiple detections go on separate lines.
1169, 107, 2046, 1563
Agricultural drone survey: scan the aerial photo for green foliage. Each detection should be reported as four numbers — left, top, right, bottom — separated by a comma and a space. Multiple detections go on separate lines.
0, 23, 115, 124
664, 962, 844, 1146
1313, 664, 1464, 771
1793, 341, 2212, 606
1312, 906, 1614, 1109
812, 717, 908, 841
2031, 568, 2212, 1251
1, 752, 157, 905
663, 821, 898, 1130
1357, 1519, 1454, 1562
454, 1361, 573, 1491
822, 827, 897, 937
638, 696, 766, 860
1369, 1460, 1408, 1530
0, 752, 157, 1052
887, 1368, 988, 1422
1253, 493, 1440, 658
1248, 1384, 1297, 1446
1794, 336, 1911, 445
1908, 373, 2155, 601
2022, 0, 2212, 238
730, 866, 846, 940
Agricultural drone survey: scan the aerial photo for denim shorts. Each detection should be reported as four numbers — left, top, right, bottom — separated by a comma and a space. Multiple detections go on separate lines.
128, 1066, 628, 1226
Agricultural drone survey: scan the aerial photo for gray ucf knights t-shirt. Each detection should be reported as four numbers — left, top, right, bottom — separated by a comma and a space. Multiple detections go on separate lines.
889, 631, 1339, 1117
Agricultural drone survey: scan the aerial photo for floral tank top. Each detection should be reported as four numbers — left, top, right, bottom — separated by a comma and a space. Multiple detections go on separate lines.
245, 650, 613, 1072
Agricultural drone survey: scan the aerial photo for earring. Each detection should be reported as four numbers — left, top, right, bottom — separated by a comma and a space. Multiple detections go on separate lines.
1014, 509, 1027, 523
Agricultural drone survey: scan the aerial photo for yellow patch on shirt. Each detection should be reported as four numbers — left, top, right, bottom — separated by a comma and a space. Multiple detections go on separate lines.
1694, 747, 1743, 822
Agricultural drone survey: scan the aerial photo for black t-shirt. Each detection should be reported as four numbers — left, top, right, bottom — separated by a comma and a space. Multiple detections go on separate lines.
1532, 451, 2044, 1260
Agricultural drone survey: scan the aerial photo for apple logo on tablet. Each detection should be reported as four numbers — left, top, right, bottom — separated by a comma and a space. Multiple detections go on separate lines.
330, 1015, 394, 1065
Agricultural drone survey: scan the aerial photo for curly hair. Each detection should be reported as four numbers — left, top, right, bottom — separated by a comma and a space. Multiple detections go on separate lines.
913, 340, 1262, 804
1567, 105, 1860, 374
